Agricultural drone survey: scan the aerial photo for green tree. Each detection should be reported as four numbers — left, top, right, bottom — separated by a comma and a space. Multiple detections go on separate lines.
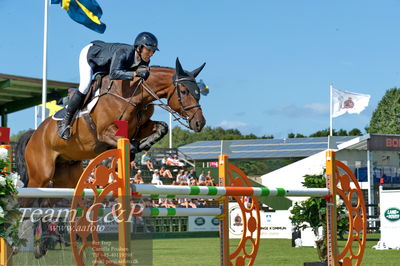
153, 126, 274, 148
290, 174, 348, 263
308, 128, 362, 137
287, 133, 306, 138
10, 130, 30, 143
348, 128, 362, 136
367, 88, 400, 134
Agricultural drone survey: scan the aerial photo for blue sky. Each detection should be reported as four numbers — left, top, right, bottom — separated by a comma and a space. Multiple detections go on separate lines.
1, 1, 400, 138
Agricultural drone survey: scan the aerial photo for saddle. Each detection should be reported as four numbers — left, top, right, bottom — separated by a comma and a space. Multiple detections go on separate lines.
53, 73, 106, 120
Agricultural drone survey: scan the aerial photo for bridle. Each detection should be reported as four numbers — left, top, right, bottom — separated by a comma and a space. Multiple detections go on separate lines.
140, 76, 202, 129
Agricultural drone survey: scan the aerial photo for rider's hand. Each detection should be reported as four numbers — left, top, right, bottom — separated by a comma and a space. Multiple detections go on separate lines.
135, 67, 150, 80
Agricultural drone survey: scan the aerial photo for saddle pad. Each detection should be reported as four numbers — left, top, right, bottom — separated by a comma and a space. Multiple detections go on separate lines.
52, 90, 100, 121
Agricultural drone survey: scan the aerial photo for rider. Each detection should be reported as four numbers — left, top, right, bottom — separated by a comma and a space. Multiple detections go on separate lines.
58, 32, 159, 140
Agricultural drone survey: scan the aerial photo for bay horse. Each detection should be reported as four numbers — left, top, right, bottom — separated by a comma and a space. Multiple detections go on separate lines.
15, 58, 206, 189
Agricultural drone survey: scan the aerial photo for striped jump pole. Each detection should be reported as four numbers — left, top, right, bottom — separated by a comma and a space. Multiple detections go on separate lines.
19, 207, 222, 218
133, 193, 222, 199
131, 184, 329, 197
16, 188, 112, 198
142, 207, 221, 217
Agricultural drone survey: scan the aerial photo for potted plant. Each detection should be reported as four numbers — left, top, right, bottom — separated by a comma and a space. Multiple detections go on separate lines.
0, 147, 26, 253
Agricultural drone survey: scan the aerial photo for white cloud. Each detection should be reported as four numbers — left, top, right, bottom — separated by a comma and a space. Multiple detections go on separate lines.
266, 102, 329, 117
219, 120, 248, 128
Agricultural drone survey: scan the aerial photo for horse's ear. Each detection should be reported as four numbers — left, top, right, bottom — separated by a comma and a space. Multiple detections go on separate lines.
191, 62, 206, 78
175, 57, 185, 77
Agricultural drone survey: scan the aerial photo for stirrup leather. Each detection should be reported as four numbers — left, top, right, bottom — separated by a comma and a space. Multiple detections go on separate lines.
59, 125, 72, 140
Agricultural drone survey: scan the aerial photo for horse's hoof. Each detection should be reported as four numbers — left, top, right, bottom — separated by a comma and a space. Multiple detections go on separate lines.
34, 246, 42, 259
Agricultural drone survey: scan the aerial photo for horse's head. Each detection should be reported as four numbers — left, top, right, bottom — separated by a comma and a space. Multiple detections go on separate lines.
166, 58, 206, 132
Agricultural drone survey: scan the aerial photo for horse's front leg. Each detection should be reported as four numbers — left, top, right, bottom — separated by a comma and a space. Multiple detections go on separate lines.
97, 124, 120, 148
134, 120, 169, 152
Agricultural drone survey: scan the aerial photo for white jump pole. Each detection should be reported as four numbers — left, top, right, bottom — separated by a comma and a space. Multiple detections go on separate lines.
132, 184, 329, 197
16, 188, 110, 198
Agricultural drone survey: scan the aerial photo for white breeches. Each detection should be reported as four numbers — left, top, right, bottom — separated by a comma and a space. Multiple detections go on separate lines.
78, 43, 94, 95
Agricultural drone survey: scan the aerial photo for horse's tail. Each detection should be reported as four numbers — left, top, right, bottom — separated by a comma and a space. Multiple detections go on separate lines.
15, 129, 34, 187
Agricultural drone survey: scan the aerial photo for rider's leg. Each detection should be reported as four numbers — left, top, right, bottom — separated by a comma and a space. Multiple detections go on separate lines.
58, 44, 93, 140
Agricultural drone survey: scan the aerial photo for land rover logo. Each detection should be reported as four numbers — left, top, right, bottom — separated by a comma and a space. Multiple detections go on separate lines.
384, 208, 400, 222
195, 217, 205, 226
211, 218, 220, 226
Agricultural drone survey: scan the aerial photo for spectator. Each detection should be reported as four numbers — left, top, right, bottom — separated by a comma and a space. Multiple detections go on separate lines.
188, 169, 196, 181
151, 169, 163, 185
181, 171, 189, 185
198, 171, 206, 185
141, 151, 154, 171
190, 178, 198, 186
160, 198, 176, 208
131, 170, 144, 184
161, 156, 168, 166
159, 166, 173, 178
176, 170, 184, 183
166, 154, 184, 166
206, 177, 215, 186
130, 160, 138, 170
206, 171, 215, 186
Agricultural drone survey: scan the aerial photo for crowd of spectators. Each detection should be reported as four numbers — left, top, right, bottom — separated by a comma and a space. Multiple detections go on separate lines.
84, 150, 218, 209
128, 151, 217, 209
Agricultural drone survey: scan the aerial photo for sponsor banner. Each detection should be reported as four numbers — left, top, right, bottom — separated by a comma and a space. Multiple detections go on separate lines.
380, 189, 400, 249
208, 161, 218, 167
188, 216, 219, 231
368, 135, 400, 151
228, 203, 292, 239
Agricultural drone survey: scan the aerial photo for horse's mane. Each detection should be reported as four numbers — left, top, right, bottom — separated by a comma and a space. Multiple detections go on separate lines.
150, 65, 174, 70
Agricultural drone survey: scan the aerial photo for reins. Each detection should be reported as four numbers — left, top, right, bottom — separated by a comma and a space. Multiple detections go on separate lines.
95, 75, 201, 129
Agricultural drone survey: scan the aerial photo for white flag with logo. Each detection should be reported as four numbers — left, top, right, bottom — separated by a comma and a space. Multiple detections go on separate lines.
331, 87, 371, 118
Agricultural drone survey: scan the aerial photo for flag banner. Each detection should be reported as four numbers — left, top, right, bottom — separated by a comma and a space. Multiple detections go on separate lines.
332, 87, 371, 118
114, 120, 128, 138
0, 127, 10, 143
51, 0, 106, 34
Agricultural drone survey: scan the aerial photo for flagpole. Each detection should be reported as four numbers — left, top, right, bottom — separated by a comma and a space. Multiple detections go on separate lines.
169, 113, 172, 148
41, 0, 49, 124
329, 84, 333, 136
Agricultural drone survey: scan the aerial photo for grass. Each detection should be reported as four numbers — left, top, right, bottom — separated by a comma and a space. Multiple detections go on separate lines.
10, 237, 400, 266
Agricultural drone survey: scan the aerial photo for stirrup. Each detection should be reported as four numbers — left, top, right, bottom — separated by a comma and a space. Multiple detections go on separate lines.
58, 125, 72, 140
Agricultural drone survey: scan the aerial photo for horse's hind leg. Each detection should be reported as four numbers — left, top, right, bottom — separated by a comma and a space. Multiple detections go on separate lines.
25, 149, 57, 188
52, 161, 83, 189
21, 149, 57, 207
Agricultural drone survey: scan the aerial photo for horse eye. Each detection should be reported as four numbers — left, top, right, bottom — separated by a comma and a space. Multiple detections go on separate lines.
180, 89, 188, 95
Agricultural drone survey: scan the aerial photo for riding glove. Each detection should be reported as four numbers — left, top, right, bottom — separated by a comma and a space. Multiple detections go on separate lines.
135, 67, 150, 80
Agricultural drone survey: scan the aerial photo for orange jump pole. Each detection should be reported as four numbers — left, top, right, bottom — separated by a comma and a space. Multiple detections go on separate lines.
218, 155, 261, 266
69, 138, 132, 266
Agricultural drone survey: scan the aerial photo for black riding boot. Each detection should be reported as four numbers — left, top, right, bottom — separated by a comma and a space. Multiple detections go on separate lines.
58, 91, 85, 140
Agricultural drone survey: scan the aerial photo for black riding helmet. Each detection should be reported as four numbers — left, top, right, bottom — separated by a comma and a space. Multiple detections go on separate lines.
134, 32, 159, 51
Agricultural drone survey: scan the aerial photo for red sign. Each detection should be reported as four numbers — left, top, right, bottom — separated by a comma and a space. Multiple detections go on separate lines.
386, 138, 400, 148
114, 120, 128, 138
209, 161, 218, 167
0, 127, 10, 143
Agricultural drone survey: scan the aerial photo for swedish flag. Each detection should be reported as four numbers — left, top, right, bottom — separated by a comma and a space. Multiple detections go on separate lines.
51, 0, 106, 34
